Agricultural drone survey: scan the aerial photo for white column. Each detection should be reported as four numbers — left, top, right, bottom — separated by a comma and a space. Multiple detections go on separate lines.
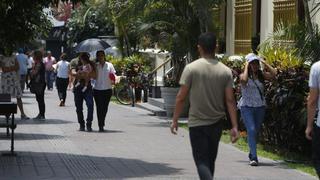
226, 0, 235, 55
260, 0, 273, 43
309, 1, 320, 26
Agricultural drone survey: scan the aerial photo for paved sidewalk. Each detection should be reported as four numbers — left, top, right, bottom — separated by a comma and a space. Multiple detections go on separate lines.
0, 89, 317, 180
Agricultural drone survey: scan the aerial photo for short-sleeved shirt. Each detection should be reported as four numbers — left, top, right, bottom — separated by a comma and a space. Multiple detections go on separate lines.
56, 60, 69, 79
16, 53, 28, 75
27, 57, 34, 69
179, 58, 233, 127
94, 62, 116, 90
309, 61, 320, 127
238, 78, 266, 108
43, 56, 56, 71
70, 57, 79, 70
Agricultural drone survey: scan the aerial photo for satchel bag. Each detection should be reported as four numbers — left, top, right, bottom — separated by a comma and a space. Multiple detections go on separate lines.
30, 81, 45, 94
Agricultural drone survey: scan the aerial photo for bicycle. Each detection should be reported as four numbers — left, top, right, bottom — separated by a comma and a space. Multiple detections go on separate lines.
114, 76, 135, 106
114, 73, 151, 107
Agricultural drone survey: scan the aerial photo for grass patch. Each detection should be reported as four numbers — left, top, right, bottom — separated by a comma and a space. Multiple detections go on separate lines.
180, 125, 317, 177
178, 122, 188, 130
220, 130, 317, 177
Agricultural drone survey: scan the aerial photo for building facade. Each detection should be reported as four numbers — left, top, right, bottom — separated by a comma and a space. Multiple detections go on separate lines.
223, 0, 314, 55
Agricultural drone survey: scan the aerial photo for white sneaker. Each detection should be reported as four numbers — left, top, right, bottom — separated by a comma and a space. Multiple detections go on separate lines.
249, 160, 258, 166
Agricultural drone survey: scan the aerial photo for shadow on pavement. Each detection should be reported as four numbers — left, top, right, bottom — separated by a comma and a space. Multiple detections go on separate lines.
0, 133, 64, 140
236, 160, 279, 167
16, 119, 73, 125
86, 129, 124, 134
0, 151, 182, 179
133, 122, 170, 128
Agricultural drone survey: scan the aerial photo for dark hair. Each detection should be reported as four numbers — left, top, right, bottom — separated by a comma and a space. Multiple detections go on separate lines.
33, 50, 43, 61
80, 53, 96, 72
60, 53, 67, 60
198, 32, 217, 54
96, 50, 105, 57
80, 53, 90, 62
248, 64, 264, 83
96, 50, 105, 62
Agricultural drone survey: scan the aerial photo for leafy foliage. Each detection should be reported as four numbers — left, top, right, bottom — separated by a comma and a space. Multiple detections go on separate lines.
66, 0, 114, 46
108, 0, 225, 86
259, 47, 310, 154
0, 0, 84, 55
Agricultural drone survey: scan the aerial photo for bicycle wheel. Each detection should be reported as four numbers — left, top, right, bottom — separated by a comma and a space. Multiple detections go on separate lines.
115, 86, 132, 105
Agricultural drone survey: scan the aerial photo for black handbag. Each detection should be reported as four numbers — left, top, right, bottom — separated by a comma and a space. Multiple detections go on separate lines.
30, 81, 45, 94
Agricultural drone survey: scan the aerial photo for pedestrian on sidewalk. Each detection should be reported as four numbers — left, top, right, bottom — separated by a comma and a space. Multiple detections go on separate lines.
0, 48, 29, 120
71, 53, 96, 132
306, 61, 320, 178
93, 50, 116, 132
55, 53, 70, 106
170, 32, 239, 180
16, 48, 28, 92
30, 50, 46, 120
26, 51, 34, 90
238, 53, 276, 166
43, 50, 56, 90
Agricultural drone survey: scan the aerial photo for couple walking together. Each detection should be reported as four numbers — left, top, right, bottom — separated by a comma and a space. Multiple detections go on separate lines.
71, 51, 115, 132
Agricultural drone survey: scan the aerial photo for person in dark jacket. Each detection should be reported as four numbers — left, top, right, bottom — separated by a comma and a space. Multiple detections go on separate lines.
30, 50, 46, 120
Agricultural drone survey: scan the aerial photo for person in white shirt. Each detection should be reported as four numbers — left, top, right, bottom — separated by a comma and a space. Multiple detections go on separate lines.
43, 50, 56, 90
306, 61, 320, 178
26, 51, 34, 89
55, 53, 70, 106
93, 50, 116, 132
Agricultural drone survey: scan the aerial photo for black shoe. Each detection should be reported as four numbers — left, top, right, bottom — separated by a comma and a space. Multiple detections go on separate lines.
87, 126, 92, 132
79, 126, 85, 131
33, 114, 45, 120
99, 127, 104, 132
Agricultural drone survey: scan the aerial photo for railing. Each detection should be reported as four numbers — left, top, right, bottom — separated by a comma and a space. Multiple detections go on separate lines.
149, 56, 172, 88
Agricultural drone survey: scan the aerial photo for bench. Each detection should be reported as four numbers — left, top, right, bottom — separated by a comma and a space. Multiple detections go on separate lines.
0, 94, 17, 156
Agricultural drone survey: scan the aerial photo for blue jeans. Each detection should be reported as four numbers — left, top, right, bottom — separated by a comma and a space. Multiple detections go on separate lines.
240, 106, 265, 160
45, 70, 55, 89
74, 86, 94, 127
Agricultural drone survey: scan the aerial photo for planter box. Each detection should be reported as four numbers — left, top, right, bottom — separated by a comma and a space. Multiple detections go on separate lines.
160, 87, 189, 118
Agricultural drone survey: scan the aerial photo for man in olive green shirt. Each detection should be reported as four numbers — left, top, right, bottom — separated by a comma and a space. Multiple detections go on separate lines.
171, 32, 239, 179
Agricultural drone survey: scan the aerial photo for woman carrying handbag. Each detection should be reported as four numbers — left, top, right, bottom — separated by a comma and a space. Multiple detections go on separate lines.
238, 53, 277, 166
30, 50, 46, 120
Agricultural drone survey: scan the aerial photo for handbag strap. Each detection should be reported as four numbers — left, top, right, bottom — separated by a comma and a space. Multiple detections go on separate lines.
251, 78, 264, 101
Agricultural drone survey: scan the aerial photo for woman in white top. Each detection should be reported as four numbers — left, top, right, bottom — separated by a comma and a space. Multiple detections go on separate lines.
93, 50, 116, 132
55, 53, 70, 106
239, 53, 276, 166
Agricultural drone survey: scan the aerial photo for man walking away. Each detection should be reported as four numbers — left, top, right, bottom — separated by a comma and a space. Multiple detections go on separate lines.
16, 48, 28, 92
170, 32, 239, 180
306, 61, 320, 178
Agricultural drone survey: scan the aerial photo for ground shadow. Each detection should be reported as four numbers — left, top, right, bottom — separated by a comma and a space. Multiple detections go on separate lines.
0, 133, 64, 140
236, 160, 278, 167
133, 121, 170, 128
0, 151, 183, 179
15, 118, 73, 125
86, 129, 124, 134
